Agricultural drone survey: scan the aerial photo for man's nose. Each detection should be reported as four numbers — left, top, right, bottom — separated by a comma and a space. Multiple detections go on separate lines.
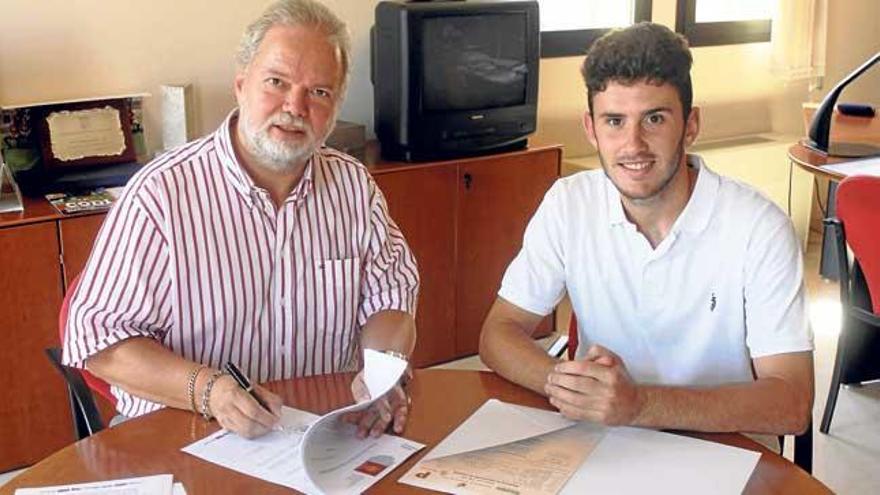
283, 88, 308, 117
621, 123, 649, 155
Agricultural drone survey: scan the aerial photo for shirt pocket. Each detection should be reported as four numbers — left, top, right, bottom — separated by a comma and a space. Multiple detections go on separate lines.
315, 257, 362, 334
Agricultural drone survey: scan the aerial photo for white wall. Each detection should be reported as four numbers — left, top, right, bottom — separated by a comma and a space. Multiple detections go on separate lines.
2, 1, 877, 159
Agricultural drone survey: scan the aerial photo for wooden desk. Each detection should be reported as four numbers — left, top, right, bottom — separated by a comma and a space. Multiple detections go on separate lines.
1, 369, 831, 494
787, 142, 849, 181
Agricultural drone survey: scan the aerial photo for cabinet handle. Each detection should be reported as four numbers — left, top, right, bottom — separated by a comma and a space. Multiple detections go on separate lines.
463, 172, 473, 190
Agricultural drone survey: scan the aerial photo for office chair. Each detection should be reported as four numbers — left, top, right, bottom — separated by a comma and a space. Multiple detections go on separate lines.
553, 313, 813, 473
820, 175, 880, 434
44, 347, 105, 440
46, 275, 117, 439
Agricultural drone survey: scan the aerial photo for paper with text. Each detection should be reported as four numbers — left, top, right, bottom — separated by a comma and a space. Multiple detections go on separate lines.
182, 350, 423, 494
400, 400, 593, 495
14, 474, 174, 495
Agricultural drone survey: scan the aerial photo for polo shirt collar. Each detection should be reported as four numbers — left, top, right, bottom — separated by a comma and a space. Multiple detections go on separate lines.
603, 153, 719, 236
213, 108, 315, 207
673, 154, 718, 235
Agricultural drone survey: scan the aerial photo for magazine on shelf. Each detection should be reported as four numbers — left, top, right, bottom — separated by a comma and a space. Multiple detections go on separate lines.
45, 187, 122, 214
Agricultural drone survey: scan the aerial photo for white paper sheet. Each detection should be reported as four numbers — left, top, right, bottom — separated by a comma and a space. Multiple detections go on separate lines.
182, 406, 319, 492
823, 154, 880, 177
560, 427, 761, 495
425, 399, 575, 460
183, 349, 423, 495
15, 474, 174, 495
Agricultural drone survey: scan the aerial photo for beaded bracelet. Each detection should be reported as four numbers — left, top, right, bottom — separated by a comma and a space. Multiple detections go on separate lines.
186, 365, 207, 414
200, 371, 226, 420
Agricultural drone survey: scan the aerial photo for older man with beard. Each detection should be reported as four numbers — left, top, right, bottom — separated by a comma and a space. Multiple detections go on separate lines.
63, 0, 419, 440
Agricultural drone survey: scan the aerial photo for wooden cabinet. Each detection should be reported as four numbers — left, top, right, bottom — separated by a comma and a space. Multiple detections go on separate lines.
370, 146, 561, 366
0, 200, 105, 472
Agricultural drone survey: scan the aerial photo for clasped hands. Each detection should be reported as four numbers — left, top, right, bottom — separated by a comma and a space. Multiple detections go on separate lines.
545, 344, 645, 426
207, 367, 412, 440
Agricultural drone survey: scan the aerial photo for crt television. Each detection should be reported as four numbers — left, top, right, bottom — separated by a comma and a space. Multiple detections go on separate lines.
371, 0, 539, 162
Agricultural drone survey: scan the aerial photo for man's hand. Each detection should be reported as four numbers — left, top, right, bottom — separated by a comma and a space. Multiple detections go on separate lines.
209, 375, 283, 438
344, 367, 412, 438
545, 344, 644, 426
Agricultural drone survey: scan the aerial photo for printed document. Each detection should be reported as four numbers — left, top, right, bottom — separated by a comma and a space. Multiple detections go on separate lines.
400, 399, 760, 495
182, 350, 424, 494
14, 474, 179, 495
400, 400, 598, 495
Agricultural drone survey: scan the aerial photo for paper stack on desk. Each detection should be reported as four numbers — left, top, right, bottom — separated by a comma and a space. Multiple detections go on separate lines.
14, 474, 186, 494
400, 399, 760, 495
182, 350, 423, 495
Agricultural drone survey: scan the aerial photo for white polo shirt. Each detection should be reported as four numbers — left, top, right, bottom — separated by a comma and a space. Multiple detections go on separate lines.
499, 155, 812, 387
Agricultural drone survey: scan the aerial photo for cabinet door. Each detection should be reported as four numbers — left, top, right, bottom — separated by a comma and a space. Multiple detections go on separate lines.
0, 222, 70, 471
59, 213, 106, 289
372, 166, 458, 367
455, 149, 560, 355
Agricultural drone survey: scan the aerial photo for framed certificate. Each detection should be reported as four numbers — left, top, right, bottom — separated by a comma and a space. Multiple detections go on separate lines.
36, 98, 137, 169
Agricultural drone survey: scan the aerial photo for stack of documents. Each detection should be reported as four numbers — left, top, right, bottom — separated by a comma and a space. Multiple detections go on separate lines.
400, 399, 761, 495
15, 474, 185, 494
183, 350, 424, 494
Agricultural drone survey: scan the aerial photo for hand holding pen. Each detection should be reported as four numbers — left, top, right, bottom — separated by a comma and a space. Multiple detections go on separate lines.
224, 362, 273, 412
205, 362, 283, 438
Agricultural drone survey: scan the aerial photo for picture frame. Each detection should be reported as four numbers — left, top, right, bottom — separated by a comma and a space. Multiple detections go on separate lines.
35, 98, 137, 170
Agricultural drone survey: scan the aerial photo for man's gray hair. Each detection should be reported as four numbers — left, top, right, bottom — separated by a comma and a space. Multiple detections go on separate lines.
236, 0, 352, 91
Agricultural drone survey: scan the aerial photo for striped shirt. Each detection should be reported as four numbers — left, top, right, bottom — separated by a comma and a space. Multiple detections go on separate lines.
63, 111, 419, 417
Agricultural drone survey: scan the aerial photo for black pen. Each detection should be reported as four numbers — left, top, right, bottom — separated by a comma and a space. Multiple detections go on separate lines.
224, 362, 273, 413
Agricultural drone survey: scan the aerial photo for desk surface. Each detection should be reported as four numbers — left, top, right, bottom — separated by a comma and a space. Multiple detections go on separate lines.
788, 142, 851, 181
2, 369, 830, 494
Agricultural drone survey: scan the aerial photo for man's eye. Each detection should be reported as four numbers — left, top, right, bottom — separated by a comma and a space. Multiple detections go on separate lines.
606, 117, 622, 127
311, 88, 332, 99
266, 78, 284, 87
646, 114, 665, 125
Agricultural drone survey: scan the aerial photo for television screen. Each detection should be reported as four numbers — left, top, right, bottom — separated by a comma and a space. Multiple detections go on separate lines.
421, 13, 528, 112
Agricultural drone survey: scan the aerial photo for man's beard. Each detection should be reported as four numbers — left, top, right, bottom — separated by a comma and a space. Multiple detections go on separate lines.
239, 111, 324, 172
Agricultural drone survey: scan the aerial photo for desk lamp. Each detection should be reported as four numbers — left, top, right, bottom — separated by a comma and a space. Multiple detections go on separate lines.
806, 50, 880, 157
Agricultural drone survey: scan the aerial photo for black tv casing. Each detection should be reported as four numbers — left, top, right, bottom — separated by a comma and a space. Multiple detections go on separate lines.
371, 0, 540, 162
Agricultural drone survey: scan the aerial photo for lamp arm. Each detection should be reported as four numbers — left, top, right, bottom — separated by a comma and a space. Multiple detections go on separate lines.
808, 51, 880, 151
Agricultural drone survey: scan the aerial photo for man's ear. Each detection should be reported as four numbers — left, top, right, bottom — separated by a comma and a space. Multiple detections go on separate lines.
233, 69, 247, 105
683, 106, 701, 148
583, 110, 598, 148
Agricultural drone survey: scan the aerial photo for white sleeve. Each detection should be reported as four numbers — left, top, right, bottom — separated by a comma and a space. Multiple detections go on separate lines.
743, 204, 813, 357
498, 181, 567, 316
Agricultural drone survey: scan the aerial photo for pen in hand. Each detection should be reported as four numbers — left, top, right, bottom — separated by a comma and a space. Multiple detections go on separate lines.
224, 361, 277, 418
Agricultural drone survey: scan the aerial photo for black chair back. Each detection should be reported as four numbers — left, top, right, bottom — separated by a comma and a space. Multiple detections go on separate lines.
45, 347, 105, 440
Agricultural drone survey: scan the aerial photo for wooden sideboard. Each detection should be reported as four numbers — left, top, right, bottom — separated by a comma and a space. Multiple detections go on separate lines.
0, 144, 560, 472
367, 145, 561, 366
0, 198, 107, 472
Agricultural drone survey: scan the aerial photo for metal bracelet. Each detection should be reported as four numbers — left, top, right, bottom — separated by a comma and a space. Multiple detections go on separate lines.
200, 371, 226, 420
382, 350, 409, 362
186, 365, 207, 414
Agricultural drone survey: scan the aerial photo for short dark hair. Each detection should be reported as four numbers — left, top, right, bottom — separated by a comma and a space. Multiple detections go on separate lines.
581, 22, 693, 118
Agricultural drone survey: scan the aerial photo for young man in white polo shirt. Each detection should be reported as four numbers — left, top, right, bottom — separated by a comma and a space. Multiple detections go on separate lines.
479, 22, 814, 437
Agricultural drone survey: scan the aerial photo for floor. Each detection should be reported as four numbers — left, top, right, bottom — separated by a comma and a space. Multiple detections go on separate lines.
2, 233, 878, 493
